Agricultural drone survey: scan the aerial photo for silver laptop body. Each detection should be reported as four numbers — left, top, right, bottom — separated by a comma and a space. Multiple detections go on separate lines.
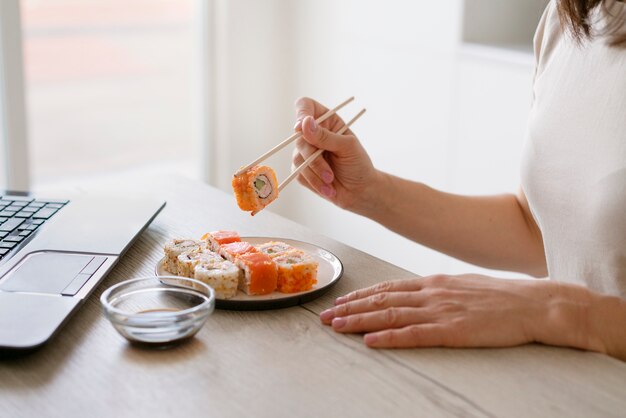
0, 192, 165, 350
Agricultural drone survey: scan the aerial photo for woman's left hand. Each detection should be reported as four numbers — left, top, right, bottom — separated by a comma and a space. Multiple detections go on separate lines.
320, 274, 595, 349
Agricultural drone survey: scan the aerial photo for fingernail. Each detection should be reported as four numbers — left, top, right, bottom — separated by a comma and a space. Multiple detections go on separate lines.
321, 185, 335, 198
309, 117, 317, 132
335, 296, 347, 305
332, 317, 347, 329
320, 309, 334, 321
322, 171, 333, 184
364, 333, 378, 345
293, 120, 302, 131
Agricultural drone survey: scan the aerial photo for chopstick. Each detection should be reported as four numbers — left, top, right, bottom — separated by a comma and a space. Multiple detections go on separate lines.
250, 108, 366, 216
233, 96, 355, 177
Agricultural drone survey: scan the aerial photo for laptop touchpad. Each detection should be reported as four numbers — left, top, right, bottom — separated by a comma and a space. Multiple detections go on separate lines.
0, 252, 96, 294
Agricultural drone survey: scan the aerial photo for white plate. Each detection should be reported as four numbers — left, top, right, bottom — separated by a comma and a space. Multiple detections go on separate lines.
156, 237, 343, 310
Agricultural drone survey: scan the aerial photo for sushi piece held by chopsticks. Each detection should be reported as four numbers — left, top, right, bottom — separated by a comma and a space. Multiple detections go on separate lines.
232, 165, 279, 213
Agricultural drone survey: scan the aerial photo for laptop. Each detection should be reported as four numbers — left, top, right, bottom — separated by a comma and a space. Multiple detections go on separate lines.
0, 190, 165, 350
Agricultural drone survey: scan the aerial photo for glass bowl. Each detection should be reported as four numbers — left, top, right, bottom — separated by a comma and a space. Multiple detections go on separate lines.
100, 276, 215, 346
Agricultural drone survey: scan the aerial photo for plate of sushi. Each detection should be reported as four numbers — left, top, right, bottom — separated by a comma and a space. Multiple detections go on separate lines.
158, 230, 343, 310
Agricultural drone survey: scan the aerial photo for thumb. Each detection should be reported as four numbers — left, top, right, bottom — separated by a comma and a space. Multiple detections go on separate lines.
302, 115, 353, 154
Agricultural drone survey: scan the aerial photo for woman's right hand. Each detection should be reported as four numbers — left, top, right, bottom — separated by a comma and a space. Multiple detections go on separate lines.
292, 97, 381, 213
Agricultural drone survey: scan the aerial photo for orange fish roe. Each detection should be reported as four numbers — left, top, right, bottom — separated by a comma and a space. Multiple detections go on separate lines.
273, 250, 318, 293
232, 165, 279, 213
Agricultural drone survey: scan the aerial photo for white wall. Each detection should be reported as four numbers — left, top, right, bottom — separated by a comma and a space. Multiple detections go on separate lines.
209, 0, 543, 278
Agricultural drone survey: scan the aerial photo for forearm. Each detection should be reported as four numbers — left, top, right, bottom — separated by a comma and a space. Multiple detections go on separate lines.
355, 171, 547, 276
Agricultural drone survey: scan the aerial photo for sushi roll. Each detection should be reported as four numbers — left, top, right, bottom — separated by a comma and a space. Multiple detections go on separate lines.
273, 250, 318, 294
194, 259, 241, 299
177, 250, 223, 278
232, 165, 279, 213
235, 252, 278, 296
219, 241, 258, 263
201, 230, 241, 252
164, 238, 206, 274
255, 241, 299, 259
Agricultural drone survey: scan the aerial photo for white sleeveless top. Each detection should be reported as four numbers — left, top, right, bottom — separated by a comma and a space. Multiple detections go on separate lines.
521, 1, 626, 296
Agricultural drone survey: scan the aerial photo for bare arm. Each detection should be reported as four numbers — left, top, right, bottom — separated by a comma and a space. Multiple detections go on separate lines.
355, 173, 547, 277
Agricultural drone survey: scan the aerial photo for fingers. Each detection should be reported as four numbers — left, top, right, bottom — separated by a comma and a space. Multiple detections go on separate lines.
301, 116, 357, 154
329, 307, 433, 334
294, 97, 318, 128
335, 278, 423, 305
320, 291, 425, 325
291, 150, 336, 199
364, 324, 448, 348
294, 136, 334, 185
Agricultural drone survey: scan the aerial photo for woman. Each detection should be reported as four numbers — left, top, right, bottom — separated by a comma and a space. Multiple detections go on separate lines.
292, 0, 626, 359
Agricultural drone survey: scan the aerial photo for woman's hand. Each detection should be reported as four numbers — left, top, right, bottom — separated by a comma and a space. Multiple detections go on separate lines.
320, 274, 607, 352
292, 97, 381, 213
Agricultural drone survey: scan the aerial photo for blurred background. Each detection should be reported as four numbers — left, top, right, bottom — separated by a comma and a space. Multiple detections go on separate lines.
0, 0, 549, 277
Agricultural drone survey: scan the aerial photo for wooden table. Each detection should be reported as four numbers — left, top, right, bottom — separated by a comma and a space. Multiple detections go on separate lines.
2, 177, 626, 418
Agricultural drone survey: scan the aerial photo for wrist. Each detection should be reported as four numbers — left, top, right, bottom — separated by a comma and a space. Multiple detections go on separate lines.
348, 169, 392, 217
531, 281, 607, 354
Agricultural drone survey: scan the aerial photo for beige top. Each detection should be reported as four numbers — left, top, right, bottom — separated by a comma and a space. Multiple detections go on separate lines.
521, 1, 626, 296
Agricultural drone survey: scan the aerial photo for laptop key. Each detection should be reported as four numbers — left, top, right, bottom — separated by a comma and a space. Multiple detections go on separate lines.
10, 201, 28, 207
4, 196, 33, 203
0, 241, 17, 249
21, 206, 38, 212
26, 224, 39, 231
45, 203, 64, 209
17, 221, 31, 230
0, 231, 8, 238
28, 201, 45, 208
0, 218, 24, 232
0, 210, 16, 217
0, 248, 9, 256
33, 208, 57, 219
19, 230, 32, 237
0, 217, 7, 223
37, 198, 69, 204
4, 235, 24, 243
33, 208, 58, 219
14, 211, 32, 218
31, 218, 45, 225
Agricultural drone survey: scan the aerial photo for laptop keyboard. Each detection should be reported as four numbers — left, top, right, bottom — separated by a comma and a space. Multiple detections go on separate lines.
0, 196, 69, 261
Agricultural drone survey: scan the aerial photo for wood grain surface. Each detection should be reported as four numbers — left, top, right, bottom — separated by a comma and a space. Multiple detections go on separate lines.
1, 177, 626, 418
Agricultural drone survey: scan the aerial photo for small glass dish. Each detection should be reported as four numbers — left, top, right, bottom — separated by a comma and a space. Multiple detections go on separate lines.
100, 276, 215, 346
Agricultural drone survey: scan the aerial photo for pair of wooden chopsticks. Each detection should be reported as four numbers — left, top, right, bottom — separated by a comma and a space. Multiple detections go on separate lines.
234, 96, 366, 194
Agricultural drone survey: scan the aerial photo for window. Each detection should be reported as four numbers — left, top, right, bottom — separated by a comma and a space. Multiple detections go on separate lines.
21, 0, 196, 189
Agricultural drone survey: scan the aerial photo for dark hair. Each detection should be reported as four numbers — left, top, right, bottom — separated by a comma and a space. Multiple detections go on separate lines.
558, 0, 626, 45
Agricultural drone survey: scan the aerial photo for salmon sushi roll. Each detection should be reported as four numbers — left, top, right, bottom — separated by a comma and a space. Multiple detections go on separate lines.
194, 259, 241, 299
219, 241, 257, 263
232, 165, 279, 213
177, 250, 223, 278
201, 230, 241, 252
273, 250, 318, 293
255, 241, 299, 259
236, 252, 278, 296
164, 238, 206, 274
